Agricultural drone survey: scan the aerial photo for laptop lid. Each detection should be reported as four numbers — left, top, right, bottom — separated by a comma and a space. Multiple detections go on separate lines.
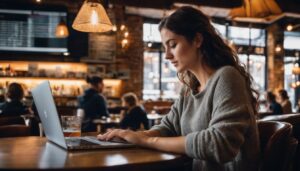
32, 81, 135, 150
31, 81, 68, 149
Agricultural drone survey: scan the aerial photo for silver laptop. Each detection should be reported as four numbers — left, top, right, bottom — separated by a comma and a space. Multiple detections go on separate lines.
31, 81, 134, 150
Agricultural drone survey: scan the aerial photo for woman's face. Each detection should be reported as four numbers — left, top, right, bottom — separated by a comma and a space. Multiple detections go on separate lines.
160, 28, 202, 73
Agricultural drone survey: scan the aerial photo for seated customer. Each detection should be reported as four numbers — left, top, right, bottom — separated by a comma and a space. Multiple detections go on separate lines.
278, 89, 292, 114
120, 92, 149, 130
78, 76, 109, 132
0, 82, 30, 116
267, 91, 283, 115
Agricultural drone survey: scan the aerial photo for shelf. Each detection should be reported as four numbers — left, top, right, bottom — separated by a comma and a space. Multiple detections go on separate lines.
0, 76, 85, 80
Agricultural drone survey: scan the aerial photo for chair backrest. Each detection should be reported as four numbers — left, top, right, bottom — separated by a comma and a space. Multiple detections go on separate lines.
258, 121, 293, 171
0, 125, 30, 138
0, 116, 25, 126
260, 113, 300, 171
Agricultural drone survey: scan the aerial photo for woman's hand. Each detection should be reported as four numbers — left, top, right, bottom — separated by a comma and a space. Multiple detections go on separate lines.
97, 129, 150, 146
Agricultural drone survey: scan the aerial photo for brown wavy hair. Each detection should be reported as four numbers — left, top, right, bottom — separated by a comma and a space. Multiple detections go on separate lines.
159, 6, 258, 113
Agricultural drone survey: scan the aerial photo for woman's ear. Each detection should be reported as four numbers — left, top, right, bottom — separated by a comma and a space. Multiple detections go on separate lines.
194, 33, 203, 48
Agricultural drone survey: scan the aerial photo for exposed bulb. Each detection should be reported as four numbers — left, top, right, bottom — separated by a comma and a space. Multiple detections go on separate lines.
286, 24, 293, 31
91, 9, 98, 25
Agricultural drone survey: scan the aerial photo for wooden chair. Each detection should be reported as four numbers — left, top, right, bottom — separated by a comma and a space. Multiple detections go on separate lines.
260, 113, 300, 171
0, 125, 30, 138
0, 116, 25, 125
258, 121, 297, 171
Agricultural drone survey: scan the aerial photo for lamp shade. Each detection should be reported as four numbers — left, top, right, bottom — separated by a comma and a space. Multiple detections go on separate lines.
72, 0, 112, 33
55, 20, 69, 38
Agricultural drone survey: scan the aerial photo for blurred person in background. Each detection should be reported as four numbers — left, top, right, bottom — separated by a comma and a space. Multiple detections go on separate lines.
0, 82, 30, 116
266, 91, 283, 115
78, 76, 109, 132
119, 92, 149, 131
278, 89, 292, 114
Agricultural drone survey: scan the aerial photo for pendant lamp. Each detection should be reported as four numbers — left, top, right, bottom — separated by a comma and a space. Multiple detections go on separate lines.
72, 0, 112, 33
55, 19, 69, 38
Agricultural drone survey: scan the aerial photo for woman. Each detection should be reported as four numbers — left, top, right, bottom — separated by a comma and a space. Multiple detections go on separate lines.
0, 82, 30, 116
78, 76, 109, 132
266, 91, 283, 115
278, 89, 292, 114
119, 92, 149, 131
98, 6, 260, 171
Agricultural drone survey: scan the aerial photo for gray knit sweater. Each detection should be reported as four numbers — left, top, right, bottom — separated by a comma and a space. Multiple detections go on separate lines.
151, 66, 260, 171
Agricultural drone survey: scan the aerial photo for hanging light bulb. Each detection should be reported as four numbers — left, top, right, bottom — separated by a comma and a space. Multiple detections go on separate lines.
91, 9, 98, 25
121, 39, 128, 48
124, 31, 129, 38
72, 0, 112, 33
275, 44, 282, 53
55, 18, 69, 38
147, 42, 152, 48
286, 24, 293, 31
120, 24, 126, 31
112, 25, 117, 32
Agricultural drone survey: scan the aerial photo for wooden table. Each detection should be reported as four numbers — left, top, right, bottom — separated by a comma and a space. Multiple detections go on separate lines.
0, 137, 188, 171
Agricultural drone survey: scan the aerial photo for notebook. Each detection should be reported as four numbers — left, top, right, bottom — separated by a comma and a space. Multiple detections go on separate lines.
31, 81, 134, 150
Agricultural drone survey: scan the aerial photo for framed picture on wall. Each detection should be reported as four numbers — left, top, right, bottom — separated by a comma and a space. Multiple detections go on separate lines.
87, 65, 106, 77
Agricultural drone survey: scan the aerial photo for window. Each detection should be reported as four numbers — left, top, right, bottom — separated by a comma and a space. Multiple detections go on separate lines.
143, 23, 267, 100
228, 26, 265, 47
239, 54, 266, 92
143, 23, 180, 100
283, 31, 300, 110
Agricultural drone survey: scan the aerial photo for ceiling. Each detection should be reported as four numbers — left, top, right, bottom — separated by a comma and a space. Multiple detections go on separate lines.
1, 0, 300, 25
2, 0, 300, 13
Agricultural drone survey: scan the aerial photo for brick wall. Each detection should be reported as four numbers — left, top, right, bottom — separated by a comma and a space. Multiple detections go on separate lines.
267, 24, 284, 92
87, 5, 144, 99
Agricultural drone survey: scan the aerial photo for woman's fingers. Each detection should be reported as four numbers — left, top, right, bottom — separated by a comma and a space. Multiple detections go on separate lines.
97, 129, 114, 140
106, 129, 124, 141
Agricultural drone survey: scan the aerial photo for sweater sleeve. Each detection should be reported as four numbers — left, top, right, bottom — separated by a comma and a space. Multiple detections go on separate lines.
150, 88, 185, 136
185, 68, 252, 163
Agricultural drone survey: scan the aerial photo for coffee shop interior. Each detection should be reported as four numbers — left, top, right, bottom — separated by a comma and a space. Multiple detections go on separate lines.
1, 0, 300, 170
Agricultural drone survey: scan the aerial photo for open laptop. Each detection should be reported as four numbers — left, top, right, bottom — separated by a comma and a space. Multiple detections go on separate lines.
31, 81, 134, 150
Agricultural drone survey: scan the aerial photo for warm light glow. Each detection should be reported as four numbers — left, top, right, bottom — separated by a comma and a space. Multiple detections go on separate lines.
63, 52, 70, 56
120, 25, 126, 31
292, 63, 300, 75
121, 39, 128, 48
147, 42, 152, 48
36, 0, 41, 3
91, 9, 98, 25
112, 25, 117, 32
72, 0, 112, 33
124, 31, 129, 37
275, 45, 282, 53
55, 20, 69, 38
286, 24, 293, 31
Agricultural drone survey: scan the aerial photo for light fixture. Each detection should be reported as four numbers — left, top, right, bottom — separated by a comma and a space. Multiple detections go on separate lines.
292, 63, 300, 75
112, 25, 117, 32
72, 0, 112, 33
275, 44, 282, 53
286, 24, 300, 31
55, 18, 69, 38
121, 39, 128, 48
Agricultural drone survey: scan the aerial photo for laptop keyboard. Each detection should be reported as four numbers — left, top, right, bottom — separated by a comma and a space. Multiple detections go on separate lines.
65, 137, 130, 147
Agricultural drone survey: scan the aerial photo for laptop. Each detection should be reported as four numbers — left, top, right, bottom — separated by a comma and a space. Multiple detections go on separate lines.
31, 81, 134, 150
